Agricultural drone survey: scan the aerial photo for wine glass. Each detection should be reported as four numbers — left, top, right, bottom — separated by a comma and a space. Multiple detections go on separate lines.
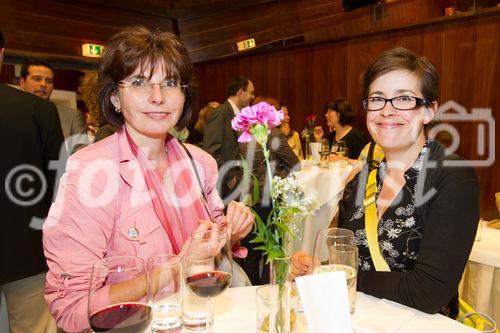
183, 229, 232, 332
331, 140, 346, 156
312, 228, 358, 313
88, 255, 151, 333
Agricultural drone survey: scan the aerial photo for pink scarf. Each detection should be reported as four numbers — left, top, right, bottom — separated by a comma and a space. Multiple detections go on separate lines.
125, 130, 211, 254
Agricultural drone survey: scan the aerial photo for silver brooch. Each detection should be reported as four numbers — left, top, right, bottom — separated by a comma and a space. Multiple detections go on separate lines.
128, 227, 139, 239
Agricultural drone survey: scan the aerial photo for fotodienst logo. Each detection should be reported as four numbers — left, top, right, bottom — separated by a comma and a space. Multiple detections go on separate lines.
429, 100, 495, 167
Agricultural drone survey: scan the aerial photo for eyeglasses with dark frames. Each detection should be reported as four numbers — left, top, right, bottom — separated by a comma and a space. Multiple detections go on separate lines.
362, 95, 430, 111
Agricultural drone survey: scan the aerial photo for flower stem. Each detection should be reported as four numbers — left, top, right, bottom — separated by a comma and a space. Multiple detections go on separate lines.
263, 146, 276, 209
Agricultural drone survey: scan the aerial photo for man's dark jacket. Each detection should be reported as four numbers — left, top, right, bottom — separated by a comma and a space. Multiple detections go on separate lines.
0, 84, 64, 282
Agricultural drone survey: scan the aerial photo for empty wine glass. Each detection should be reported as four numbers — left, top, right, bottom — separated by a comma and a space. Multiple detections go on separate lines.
183, 228, 233, 332
88, 255, 151, 333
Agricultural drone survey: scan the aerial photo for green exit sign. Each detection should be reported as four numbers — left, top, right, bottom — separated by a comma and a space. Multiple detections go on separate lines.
82, 43, 104, 58
236, 38, 256, 51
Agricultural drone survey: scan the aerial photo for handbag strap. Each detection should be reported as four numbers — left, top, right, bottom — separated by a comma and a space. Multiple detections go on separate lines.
179, 142, 207, 201
179, 142, 220, 222
458, 298, 498, 333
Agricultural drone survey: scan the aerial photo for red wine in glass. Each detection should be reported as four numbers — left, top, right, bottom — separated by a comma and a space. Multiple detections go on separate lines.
186, 271, 232, 298
89, 302, 151, 333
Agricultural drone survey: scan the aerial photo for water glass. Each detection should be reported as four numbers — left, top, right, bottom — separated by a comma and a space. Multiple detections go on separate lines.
148, 254, 182, 332
319, 139, 330, 169
182, 289, 208, 331
256, 285, 271, 333
256, 284, 298, 333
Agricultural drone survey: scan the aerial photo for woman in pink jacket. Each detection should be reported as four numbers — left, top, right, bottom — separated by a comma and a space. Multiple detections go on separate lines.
43, 26, 253, 333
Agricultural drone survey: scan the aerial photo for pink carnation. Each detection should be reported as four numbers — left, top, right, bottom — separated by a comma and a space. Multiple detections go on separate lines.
231, 102, 284, 143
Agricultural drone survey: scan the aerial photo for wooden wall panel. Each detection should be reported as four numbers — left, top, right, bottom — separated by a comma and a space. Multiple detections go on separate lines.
179, 0, 464, 62
0, 0, 175, 62
1, 0, 497, 65
178, 2, 283, 62
193, 12, 500, 220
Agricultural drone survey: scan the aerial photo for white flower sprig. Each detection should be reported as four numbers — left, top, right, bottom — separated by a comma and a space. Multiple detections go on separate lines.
270, 173, 319, 244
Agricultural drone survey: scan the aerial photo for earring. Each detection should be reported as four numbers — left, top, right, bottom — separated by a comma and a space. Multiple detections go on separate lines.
115, 106, 121, 113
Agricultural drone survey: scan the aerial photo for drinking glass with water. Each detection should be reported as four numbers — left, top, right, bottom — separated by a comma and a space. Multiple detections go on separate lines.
147, 254, 182, 332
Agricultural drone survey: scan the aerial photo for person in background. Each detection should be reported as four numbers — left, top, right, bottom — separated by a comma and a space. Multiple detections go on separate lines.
43, 26, 254, 332
168, 126, 189, 142
187, 101, 220, 145
20, 59, 88, 153
203, 75, 255, 201
292, 47, 479, 318
279, 104, 303, 159
0, 29, 64, 333
78, 71, 105, 143
324, 98, 367, 159
82, 111, 98, 143
238, 96, 300, 285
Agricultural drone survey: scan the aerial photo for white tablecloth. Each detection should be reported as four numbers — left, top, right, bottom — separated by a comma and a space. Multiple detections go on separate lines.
211, 286, 477, 333
468, 224, 500, 267
461, 224, 500, 326
293, 163, 352, 255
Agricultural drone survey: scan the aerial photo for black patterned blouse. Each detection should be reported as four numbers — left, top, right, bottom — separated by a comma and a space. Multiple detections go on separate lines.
339, 139, 480, 316
347, 141, 431, 271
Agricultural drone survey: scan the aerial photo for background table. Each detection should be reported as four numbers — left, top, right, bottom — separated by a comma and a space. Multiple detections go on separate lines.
293, 162, 352, 255
212, 286, 477, 333
460, 223, 500, 326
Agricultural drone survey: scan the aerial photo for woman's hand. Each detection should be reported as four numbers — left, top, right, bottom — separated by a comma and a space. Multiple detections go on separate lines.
224, 201, 254, 244
291, 251, 313, 279
313, 126, 324, 142
180, 220, 219, 257
329, 154, 347, 163
345, 159, 363, 184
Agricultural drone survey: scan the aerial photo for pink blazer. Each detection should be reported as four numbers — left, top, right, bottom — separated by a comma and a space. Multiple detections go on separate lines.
43, 131, 225, 332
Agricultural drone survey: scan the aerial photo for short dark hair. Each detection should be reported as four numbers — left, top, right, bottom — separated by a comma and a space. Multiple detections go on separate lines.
361, 47, 439, 103
99, 26, 194, 129
20, 59, 54, 79
0, 29, 4, 49
227, 75, 250, 97
325, 98, 354, 127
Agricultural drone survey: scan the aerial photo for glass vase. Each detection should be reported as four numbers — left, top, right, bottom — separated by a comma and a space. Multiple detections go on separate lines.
304, 137, 312, 161
269, 257, 297, 333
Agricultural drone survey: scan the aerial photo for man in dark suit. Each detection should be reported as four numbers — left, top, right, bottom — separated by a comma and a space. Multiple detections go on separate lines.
0, 29, 65, 332
20, 58, 88, 154
203, 76, 255, 202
